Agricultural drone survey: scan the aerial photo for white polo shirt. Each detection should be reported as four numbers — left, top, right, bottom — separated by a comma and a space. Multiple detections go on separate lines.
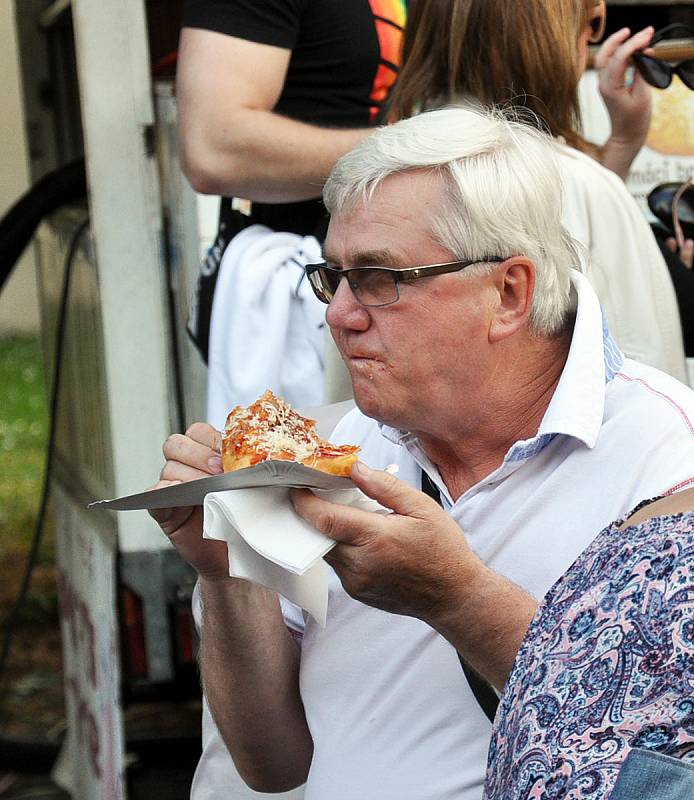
192, 271, 694, 800
296, 271, 694, 800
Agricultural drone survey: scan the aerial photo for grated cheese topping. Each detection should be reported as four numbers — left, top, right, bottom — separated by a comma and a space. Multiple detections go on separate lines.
224, 390, 320, 463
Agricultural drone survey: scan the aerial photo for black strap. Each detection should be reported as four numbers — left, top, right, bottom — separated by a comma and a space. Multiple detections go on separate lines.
420, 470, 499, 723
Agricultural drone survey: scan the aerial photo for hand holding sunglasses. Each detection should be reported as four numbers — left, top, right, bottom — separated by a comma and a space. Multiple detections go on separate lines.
593, 26, 655, 181
633, 23, 694, 91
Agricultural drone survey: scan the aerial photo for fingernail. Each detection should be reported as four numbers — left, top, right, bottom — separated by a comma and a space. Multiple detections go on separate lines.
208, 455, 223, 473
354, 461, 371, 476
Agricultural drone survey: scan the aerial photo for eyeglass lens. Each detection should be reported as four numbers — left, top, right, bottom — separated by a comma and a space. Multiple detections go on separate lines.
637, 56, 694, 90
309, 266, 399, 307
677, 61, 694, 89
635, 23, 694, 91
641, 56, 673, 88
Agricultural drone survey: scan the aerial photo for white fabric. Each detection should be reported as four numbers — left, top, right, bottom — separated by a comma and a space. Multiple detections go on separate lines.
202, 484, 390, 626
555, 143, 688, 384
206, 225, 326, 430
191, 273, 694, 800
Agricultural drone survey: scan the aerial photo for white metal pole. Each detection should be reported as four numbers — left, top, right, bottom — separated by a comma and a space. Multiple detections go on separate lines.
71, 0, 175, 552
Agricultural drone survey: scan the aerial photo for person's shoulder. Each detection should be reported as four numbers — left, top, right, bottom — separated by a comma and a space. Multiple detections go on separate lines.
554, 144, 658, 256
608, 359, 694, 427
182, 0, 307, 45
553, 143, 628, 193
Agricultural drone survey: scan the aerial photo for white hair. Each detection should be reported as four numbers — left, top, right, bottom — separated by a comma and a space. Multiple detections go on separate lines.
323, 104, 579, 336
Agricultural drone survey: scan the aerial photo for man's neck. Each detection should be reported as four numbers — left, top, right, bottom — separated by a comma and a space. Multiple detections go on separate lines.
415, 330, 572, 500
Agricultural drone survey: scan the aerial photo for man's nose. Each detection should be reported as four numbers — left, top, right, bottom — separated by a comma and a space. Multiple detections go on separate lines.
326, 277, 370, 331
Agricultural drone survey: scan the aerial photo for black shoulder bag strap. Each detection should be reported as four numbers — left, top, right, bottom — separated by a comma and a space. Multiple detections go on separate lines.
420, 470, 499, 724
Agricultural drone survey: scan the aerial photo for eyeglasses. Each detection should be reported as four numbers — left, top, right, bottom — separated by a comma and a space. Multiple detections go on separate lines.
304, 258, 505, 308
587, 0, 606, 44
633, 24, 694, 91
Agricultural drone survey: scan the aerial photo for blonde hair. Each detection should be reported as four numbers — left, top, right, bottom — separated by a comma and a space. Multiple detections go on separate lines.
387, 0, 601, 156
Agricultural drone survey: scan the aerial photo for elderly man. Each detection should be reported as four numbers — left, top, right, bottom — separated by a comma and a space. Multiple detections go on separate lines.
153, 106, 694, 800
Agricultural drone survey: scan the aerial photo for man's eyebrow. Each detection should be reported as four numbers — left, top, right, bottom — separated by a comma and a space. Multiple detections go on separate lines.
321, 249, 398, 268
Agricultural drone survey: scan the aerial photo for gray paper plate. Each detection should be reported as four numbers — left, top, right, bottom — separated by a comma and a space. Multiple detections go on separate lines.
89, 461, 354, 511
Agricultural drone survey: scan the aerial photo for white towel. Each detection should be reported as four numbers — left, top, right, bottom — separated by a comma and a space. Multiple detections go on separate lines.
206, 225, 326, 430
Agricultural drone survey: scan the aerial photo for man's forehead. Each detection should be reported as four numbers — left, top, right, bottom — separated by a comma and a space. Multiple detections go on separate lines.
324, 171, 445, 262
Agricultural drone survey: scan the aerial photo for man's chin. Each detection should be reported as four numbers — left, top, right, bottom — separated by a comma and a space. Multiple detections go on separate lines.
351, 383, 382, 418
351, 386, 401, 428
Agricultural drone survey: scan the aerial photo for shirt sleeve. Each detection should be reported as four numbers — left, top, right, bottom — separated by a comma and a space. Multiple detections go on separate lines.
182, 0, 308, 50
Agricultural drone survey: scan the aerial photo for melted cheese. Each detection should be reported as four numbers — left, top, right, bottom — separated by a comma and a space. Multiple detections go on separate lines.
224, 390, 321, 463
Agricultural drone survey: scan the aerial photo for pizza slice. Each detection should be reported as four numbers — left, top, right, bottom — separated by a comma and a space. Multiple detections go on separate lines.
221, 390, 360, 477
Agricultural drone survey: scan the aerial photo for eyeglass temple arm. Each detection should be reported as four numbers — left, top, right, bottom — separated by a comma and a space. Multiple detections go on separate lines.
649, 23, 694, 47
396, 258, 505, 283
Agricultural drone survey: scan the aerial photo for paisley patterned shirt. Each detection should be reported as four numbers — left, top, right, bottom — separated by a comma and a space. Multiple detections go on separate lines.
484, 503, 694, 800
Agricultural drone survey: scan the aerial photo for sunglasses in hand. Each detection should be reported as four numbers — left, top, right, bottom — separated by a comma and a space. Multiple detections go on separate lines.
633, 23, 694, 91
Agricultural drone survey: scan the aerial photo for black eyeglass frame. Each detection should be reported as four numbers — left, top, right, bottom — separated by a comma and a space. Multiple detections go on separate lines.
304, 258, 506, 308
632, 23, 694, 91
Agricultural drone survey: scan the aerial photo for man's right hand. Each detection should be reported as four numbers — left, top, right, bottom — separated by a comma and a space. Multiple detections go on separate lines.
149, 423, 230, 582
151, 425, 313, 790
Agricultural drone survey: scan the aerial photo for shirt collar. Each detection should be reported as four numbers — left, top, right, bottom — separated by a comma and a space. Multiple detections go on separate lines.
381, 270, 624, 456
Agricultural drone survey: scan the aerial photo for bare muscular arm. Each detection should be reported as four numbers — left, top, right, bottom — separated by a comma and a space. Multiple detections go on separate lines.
177, 28, 372, 202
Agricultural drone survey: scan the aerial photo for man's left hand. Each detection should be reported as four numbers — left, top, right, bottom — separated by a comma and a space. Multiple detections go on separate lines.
291, 462, 478, 624
291, 461, 538, 690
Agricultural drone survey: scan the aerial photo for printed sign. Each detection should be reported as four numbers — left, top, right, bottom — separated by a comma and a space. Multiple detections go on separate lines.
52, 486, 125, 800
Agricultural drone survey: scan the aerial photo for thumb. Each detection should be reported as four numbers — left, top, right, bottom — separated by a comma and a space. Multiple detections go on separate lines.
350, 462, 438, 517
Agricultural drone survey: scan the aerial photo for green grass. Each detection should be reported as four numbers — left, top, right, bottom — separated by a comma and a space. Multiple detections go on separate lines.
0, 336, 49, 560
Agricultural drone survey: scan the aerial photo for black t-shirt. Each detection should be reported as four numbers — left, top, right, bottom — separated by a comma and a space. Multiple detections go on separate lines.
183, 0, 405, 129
182, 0, 406, 233
181, 0, 406, 360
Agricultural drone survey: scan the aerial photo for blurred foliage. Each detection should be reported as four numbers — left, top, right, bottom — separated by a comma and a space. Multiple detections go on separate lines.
0, 335, 51, 563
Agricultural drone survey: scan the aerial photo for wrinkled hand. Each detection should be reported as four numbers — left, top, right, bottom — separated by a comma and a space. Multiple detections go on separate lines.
149, 423, 229, 581
666, 236, 694, 269
595, 27, 654, 178
291, 462, 481, 625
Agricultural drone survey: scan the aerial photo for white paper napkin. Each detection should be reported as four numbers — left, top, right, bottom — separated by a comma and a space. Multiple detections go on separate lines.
203, 484, 391, 626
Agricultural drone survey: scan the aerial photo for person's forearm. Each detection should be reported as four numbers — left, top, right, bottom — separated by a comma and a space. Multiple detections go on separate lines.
600, 134, 644, 182
200, 577, 313, 792
180, 108, 372, 203
426, 562, 537, 692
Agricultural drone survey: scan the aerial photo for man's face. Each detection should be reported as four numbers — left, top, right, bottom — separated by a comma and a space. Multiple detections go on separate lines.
323, 171, 496, 434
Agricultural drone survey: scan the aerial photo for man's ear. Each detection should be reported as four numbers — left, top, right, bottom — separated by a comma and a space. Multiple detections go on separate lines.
488, 258, 535, 343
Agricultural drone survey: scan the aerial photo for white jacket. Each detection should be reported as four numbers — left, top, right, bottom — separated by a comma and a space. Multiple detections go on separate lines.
556, 143, 687, 383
